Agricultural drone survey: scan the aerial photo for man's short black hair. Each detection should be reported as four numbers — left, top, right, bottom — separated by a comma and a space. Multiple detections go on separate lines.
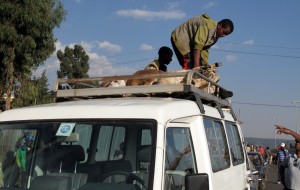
219, 19, 234, 33
158, 46, 173, 57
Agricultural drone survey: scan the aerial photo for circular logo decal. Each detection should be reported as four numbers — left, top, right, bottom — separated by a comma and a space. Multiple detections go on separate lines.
60, 124, 71, 134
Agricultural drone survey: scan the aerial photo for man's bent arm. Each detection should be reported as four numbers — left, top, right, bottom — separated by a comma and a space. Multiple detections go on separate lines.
193, 49, 201, 68
276, 125, 300, 142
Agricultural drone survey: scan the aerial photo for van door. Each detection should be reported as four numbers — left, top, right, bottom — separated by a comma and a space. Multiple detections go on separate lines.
203, 117, 248, 190
163, 127, 197, 190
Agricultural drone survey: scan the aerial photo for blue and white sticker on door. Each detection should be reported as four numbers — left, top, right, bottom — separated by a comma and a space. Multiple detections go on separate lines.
56, 123, 76, 136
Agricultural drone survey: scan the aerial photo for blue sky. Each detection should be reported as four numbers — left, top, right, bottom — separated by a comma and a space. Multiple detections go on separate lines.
34, 0, 300, 141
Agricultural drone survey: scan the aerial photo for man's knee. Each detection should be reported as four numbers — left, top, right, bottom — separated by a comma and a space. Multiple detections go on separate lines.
182, 53, 191, 69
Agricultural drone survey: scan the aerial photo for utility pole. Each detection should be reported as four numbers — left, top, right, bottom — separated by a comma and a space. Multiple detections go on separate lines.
292, 101, 300, 134
272, 117, 278, 149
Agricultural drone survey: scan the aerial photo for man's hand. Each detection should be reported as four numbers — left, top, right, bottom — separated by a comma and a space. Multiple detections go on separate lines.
275, 125, 293, 135
182, 145, 191, 155
275, 124, 300, 142
192, 67, 201, 71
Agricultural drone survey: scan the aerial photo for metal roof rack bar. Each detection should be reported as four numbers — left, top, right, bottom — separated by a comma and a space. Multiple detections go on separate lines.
54, 70, 232, 108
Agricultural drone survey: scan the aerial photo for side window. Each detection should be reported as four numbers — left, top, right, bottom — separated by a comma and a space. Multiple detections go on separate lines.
138, 129, 152, 170
204, 118, 230, 172
95, 126, 125, 161
225, 122, 244, 165
141, 129, 152, 146
74, 124, 92, 162
164, 128, 196, 190
110, 127, 126, 160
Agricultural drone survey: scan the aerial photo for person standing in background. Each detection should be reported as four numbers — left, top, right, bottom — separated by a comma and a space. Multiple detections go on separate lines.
259, 146, 265, 157
277, 142, 289, 185
246, 143, 251, 152
282, 140, 300, 190
265, 147, 272, 164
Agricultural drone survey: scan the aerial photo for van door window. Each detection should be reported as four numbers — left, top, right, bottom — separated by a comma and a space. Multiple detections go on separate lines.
164, 128, 196, 190
204, 118, 230, 172
225, 122, 244, 165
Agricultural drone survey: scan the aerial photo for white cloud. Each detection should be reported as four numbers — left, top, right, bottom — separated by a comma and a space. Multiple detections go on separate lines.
167, 2, 181, 10
242, 40, 254, 45
116, 9, 186, 21
55, 41, 98, 53
54, 41, 65, 53
87, 54, 112, 76
211, 44, 219, 49
80, 41, 96, 52
98, 41, 122, 53
202, 2, 219, 9
226, 54, 237, 62
32, 55, 60, 90
139, 44, 154, 51
32, 40, 132, 89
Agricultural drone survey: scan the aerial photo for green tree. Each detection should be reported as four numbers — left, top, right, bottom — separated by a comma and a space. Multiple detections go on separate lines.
12, 71, 53, 108
0, 0, 66, 110
57, 44, 90, 79
35, 70, 53, 105
12, 77, 38, 108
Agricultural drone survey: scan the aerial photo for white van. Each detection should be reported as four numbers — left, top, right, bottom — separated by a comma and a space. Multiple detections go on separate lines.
0, 70, 251, 190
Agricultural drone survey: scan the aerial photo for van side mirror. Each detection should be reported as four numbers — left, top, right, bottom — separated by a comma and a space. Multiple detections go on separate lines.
185, 173, 209, 190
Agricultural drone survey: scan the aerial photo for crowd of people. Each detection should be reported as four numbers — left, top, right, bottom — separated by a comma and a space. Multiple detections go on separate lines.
275, 125, 300, 190
246, 125, 300, 190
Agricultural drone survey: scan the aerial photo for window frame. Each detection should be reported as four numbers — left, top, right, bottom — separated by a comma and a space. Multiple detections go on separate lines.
224, 121, 245, 166
203, 117, 230, 172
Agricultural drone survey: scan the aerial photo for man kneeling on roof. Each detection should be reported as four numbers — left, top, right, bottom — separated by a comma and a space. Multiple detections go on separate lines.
144, 46, 173, 72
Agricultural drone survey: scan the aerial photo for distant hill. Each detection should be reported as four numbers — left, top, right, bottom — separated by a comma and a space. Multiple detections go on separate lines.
244, 137, 295, 150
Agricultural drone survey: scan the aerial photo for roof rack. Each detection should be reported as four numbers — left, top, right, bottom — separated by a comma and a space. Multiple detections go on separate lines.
54, 70, 235, 119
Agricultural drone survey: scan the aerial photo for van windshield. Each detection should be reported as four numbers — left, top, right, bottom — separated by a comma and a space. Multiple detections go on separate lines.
0, 120, 156, 190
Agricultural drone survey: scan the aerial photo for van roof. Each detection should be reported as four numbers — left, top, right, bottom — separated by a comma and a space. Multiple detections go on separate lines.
0, 70, 236, 122
0, 97, 233, 122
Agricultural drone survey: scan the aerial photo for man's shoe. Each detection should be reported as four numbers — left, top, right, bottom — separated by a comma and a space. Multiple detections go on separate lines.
219, 88, 233, 99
